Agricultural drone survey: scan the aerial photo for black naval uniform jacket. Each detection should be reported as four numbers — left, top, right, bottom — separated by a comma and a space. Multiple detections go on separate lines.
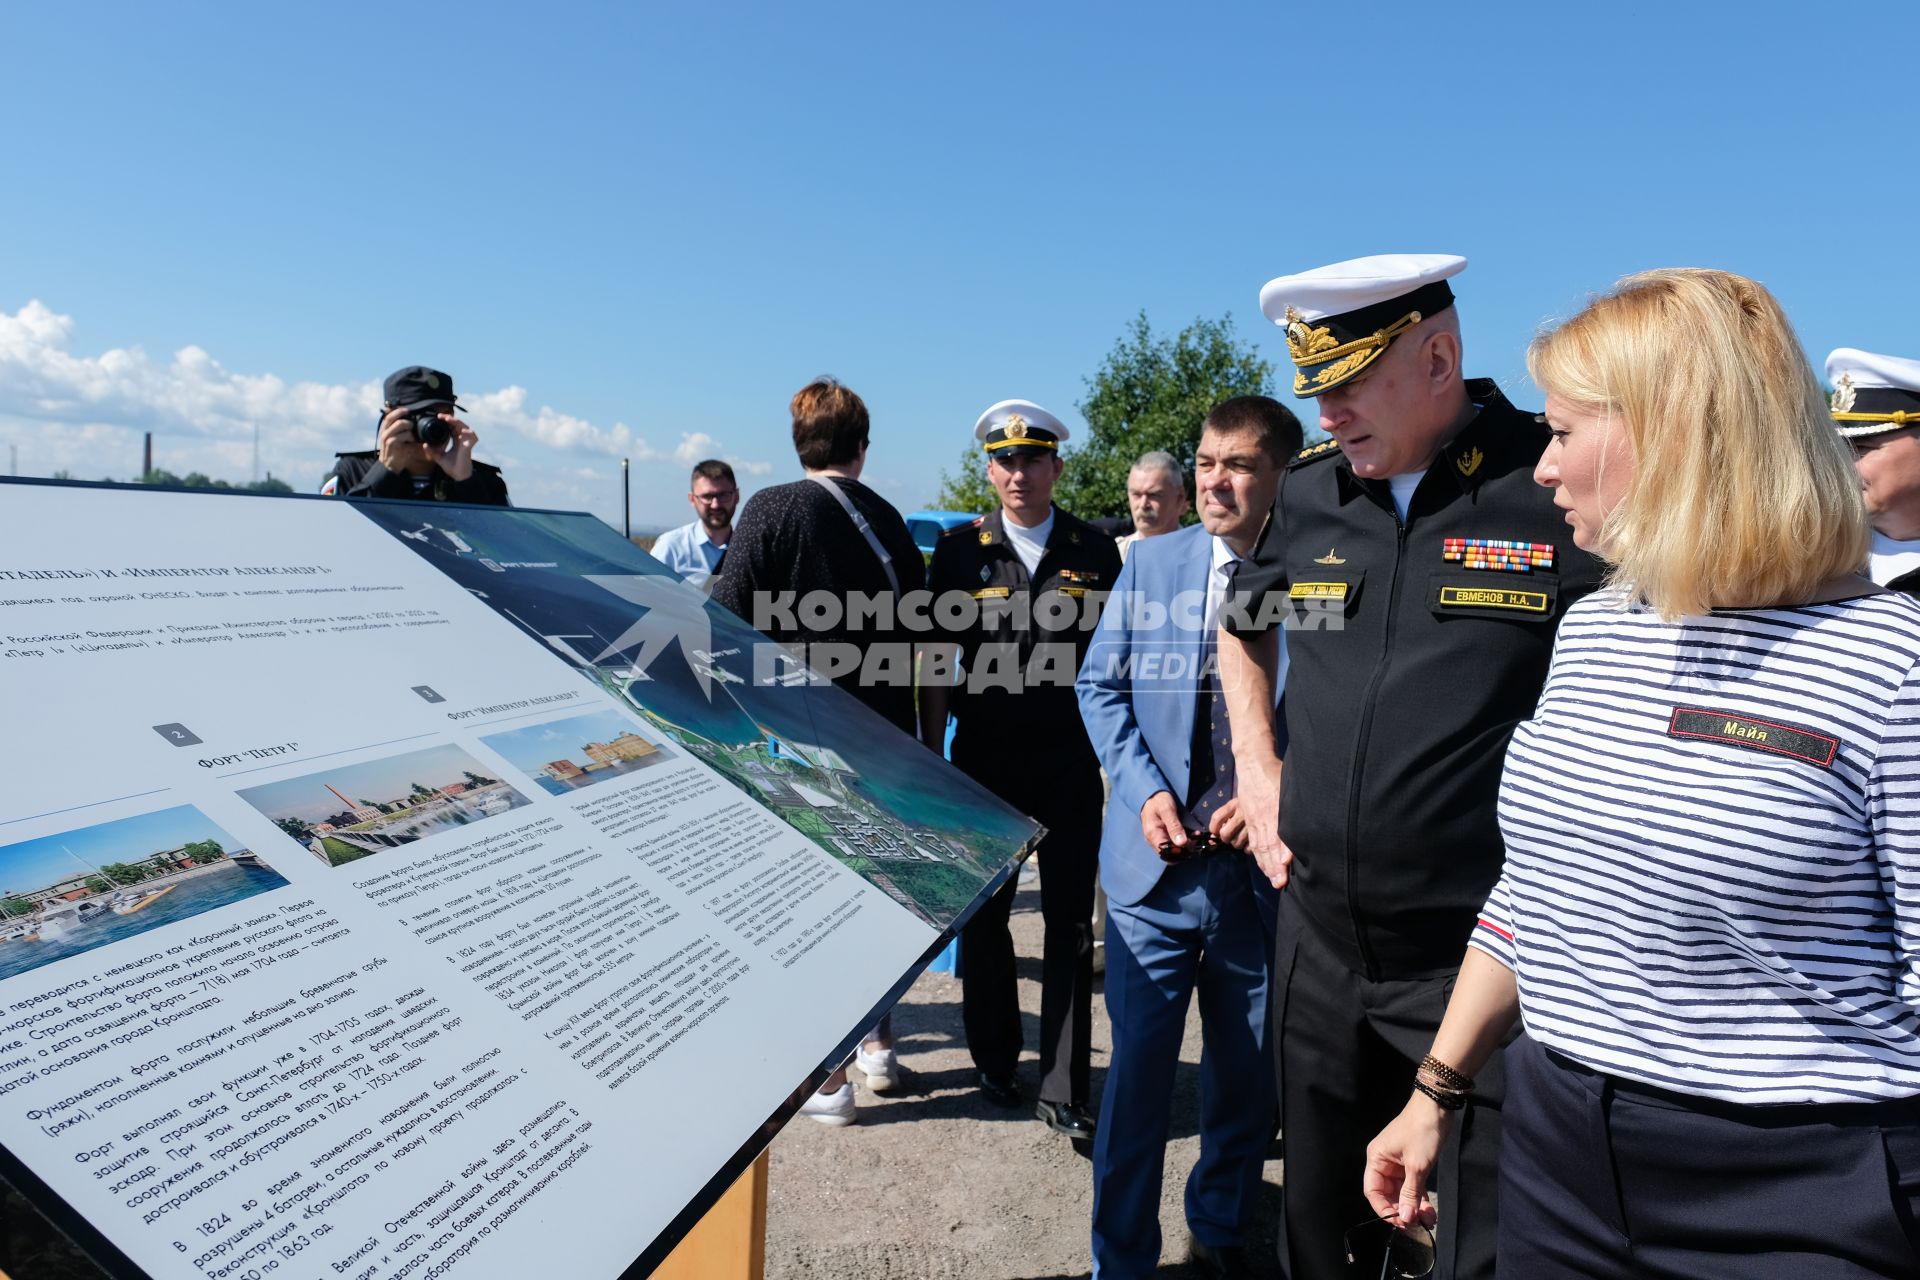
1226, 381, 1604, 981
926, 506, 1123, 778
323, 451, 510, 506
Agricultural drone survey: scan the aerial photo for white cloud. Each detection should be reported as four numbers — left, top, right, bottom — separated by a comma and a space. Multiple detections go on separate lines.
669, 430, 773, 477
0, 300, 771, 512
672, 431, 718, 464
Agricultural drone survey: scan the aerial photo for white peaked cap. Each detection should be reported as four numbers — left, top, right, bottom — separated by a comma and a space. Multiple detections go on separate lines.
973, 399, 1070, 444
1826, 348, 1920, 392
1259, 253, 1467, 326
1826, 347, 1920, 438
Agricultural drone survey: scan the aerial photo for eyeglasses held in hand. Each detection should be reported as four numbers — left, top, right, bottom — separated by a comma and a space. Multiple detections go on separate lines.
1342, 1215, 1435, 1280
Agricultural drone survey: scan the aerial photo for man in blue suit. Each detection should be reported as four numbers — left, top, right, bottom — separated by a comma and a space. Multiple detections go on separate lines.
1077, 396, 1301, 1279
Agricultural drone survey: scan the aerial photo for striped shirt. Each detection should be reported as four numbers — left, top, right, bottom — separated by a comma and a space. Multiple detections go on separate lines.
1473, 587, 1920, 1104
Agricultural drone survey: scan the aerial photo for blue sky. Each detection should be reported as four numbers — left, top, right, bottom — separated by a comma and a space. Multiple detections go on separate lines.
481, 707, 649, 771
3, 2, 1915, 531
0, 805, 238, 894
238, 743, 499, 823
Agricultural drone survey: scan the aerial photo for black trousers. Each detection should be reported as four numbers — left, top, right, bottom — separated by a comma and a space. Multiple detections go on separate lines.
1272, 893, 1503, 1280
958, 761, 1101, 1105
1501, 1036, 1920, 1278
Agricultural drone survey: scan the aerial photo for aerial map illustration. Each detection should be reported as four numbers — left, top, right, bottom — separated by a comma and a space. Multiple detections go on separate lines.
352, 502, 1036, 928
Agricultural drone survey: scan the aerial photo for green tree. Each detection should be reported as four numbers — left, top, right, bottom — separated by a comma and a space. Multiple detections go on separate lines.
0, 897, 33, 918
931, 447, 1000, 517
463, 771, 495, 789
1057, 312, 1276, 519
83, 877, 111, 894
274, 816, 314, 843
932, 312, 1281, 520
181, 839, 225, 864
100, 861, 147, 884
135, 469, 289, 493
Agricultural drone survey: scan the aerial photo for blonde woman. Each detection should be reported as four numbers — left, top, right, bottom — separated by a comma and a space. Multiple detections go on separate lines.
1363, 269, 1920, 1278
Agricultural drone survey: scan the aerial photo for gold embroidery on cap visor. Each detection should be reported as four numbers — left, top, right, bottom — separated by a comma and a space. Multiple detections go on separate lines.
984, 412, 1059, 453
1284, 306, 1426, 396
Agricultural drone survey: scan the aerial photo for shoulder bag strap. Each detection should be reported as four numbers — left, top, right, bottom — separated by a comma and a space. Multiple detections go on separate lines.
807, 475, 901, 596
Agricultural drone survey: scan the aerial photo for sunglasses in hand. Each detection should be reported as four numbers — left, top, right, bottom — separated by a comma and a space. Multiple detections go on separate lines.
1343, 1215, 1435, 1279
1155, 830, 1229, 864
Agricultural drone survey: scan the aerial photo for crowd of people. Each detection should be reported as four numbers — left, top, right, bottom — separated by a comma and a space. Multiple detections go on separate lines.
327, 254, 1920, 1279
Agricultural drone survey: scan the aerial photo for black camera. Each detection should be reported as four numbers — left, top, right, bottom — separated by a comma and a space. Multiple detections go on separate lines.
410, 411, 453, 449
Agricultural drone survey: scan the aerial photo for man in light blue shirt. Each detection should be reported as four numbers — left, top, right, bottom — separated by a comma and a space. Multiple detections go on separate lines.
650, 459, 738, 587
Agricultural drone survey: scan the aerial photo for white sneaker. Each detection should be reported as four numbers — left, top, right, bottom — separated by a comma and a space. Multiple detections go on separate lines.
798, 1081, 856, 1126
856, 1042, 898, 1092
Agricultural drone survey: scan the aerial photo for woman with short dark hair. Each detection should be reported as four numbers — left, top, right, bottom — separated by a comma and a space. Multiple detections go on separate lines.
710, 376, 922, 1125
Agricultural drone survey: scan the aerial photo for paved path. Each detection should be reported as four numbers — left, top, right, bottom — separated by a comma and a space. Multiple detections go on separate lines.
765, 879, 1285, 1278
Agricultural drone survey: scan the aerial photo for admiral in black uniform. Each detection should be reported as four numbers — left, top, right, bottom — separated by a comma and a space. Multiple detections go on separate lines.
919, 400, 1121, 1140
322, 366, 510, 505
1827, 347, 1920, 596
1217, 256, 1602, 1280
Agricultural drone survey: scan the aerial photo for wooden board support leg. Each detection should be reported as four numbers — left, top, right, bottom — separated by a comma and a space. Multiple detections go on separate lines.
654, 1151, 767, 1280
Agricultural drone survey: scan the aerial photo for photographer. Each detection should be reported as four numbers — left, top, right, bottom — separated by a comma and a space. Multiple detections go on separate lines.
321, 366, 510, 504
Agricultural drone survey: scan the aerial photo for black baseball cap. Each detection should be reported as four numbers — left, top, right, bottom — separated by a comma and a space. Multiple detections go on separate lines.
383, 366, 463, 412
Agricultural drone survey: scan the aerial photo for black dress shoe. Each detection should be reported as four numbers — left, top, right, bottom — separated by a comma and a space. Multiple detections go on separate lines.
1187, 1237, 1258, 1279
976, 1071, 1022, 1108
1034, 1099, 1097, 1138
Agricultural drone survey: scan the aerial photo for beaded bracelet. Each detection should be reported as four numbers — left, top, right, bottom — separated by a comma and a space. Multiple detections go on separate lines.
1412, 1078, 1468, 1111
1420, 1054, 1473, 1092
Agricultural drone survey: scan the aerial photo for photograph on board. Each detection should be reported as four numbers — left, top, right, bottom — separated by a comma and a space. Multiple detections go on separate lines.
238, 742, 533, 867
0, 805, 289, 981
481, 706, 677, 796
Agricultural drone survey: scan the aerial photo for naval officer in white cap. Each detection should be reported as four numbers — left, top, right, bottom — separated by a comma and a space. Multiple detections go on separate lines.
919, 400, 1121, 1140
1215, 255, 1603, 1280
1829, 348, 1920, 595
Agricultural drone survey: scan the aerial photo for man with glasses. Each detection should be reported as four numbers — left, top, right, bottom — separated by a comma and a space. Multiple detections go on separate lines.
1076, 397, 1300, 1278
651, 459, 739, 588
920, 400, 1121, 1140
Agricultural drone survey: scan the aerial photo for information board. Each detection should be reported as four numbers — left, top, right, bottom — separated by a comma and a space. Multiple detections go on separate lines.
0, 478, 1037, 1279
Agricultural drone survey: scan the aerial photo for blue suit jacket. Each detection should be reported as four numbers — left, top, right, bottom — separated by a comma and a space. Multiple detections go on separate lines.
1076, 524, 1285, 909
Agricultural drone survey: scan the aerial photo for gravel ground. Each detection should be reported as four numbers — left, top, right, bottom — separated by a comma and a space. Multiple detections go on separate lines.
766, 877, 1285, 1279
